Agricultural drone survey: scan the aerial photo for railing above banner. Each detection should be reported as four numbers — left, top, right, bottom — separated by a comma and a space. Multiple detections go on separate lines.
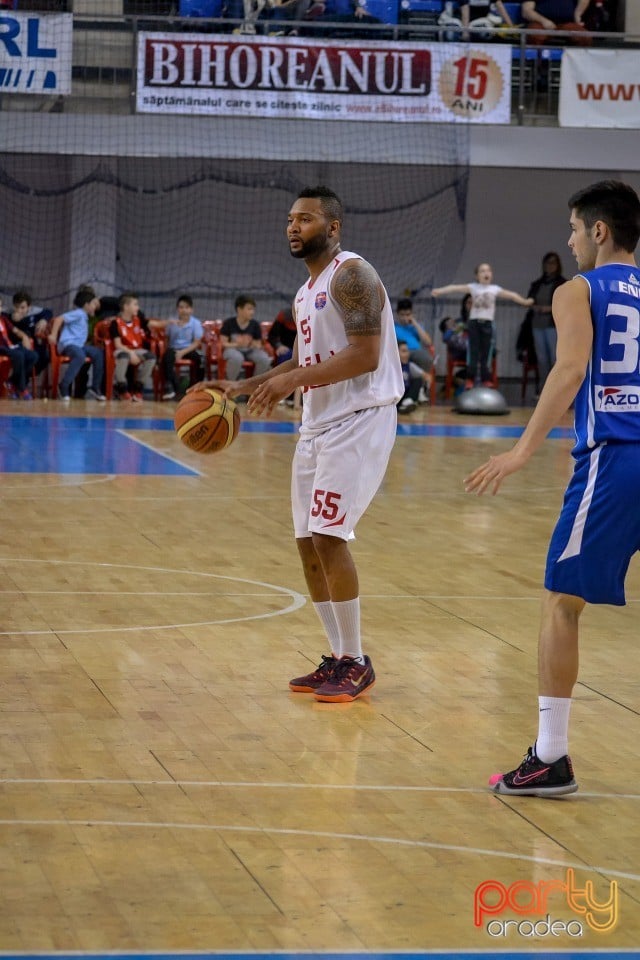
0, 8, 636, 125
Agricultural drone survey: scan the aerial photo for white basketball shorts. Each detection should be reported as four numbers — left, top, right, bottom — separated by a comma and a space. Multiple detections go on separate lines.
291, 404, 397, 541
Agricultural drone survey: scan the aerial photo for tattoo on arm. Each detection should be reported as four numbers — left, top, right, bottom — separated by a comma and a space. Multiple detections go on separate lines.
332, 261, 382, 337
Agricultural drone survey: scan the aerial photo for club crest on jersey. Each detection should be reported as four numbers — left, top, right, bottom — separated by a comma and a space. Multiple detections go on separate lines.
595, 385, 640, 411
315, 292, 327, 310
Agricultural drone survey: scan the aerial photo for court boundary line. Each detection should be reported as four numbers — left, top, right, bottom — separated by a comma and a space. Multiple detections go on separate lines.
116, 428, 203, 477
2, 951, 638, 958
0, 818, 637, 883
0, 559, 306, 634
0, 776, 639, 801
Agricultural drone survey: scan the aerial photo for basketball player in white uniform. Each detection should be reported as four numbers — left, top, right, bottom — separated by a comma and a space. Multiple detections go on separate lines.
201, 186, 403, 702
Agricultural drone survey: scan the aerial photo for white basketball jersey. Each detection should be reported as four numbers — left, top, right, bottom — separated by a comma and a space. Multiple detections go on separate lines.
294, 251, 404, 436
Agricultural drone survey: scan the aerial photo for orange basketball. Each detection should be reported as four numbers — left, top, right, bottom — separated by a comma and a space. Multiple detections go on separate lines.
174, 388, 241, 454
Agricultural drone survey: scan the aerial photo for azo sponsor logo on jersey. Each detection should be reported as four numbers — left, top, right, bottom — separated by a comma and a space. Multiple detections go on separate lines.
595, 385, 640, 411
315, 291, 327, 310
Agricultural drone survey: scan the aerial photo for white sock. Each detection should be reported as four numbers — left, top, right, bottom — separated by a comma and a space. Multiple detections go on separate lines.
331, 598, 363, 662
313, 601, 341, 657
536, 696, 572, 763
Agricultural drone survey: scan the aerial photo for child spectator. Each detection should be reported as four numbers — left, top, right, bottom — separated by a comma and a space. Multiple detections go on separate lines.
159, 294, 204, 401
433, 264, 532, 388
397, 341, 429, 413
440, 308, 470, 396
48, 286, 106, 402
220, 295, 272, 387
0, 295, 38, 399
9, 290, 51, 380
109, 292, 156, 401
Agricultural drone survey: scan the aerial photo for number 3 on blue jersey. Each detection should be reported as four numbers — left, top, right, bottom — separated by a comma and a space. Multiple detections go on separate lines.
601, 304, 640, 374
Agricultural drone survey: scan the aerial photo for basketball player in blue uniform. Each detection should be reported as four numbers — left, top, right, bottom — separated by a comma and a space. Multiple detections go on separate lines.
465, 180, 640, 796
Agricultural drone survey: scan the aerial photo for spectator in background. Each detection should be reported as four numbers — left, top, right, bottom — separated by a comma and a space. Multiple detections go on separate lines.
526, 251, 567, 391
460, 0, 516, 34
268, 305, 298, 407
267, 0, 313, 32
268, 306, 297, 364
432, 264, 532, 388
48, 285, 106, 402
584, 0, 615, 32
397, 342, 429, 413
439, 293, 471, 392
9, 290, 51, 378
109, 292, 156, 402
393, 297, 434, 375
317, 0, 382, 35
522, 0, 592, 44
158, 294, 203, 401
220, 295, 272, 388
394, 297, 434, 403
0, 295, 38, 400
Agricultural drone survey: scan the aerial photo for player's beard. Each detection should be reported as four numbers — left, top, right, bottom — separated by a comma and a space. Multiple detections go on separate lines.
289, 233, 329, 260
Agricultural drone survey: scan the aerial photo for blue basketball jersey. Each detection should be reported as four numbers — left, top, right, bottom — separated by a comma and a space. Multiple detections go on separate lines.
573, 262, 640, 455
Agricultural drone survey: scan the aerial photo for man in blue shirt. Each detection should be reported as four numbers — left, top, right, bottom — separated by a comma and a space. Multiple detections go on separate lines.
48, 285, 106, 402
393, 297, 434, 382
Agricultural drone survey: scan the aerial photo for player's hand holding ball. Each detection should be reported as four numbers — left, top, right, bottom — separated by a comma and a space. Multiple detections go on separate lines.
248, 372, 298, 416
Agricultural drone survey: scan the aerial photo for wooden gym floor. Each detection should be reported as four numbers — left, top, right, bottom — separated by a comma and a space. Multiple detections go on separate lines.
0, 396, 639, 958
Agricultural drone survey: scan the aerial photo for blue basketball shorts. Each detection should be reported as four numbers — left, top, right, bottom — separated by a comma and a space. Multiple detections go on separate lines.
545, 442, 640, 605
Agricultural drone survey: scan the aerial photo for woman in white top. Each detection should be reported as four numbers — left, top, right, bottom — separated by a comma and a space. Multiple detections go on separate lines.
433, 262, 533, 388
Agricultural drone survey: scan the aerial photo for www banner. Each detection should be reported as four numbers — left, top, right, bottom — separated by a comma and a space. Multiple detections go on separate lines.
560, 48, 640, 128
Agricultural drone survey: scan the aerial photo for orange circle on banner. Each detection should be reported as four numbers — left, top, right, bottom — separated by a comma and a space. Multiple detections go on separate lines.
438, 50, 504, 119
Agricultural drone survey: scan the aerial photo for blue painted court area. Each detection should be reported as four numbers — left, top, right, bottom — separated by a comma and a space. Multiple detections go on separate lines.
1, 952, 637, 960
207, 419, 576, 441
0, 414, 575, 477
0, 415, 198, 477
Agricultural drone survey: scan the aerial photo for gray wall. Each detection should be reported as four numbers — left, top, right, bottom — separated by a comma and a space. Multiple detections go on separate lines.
427, 166, 640, 376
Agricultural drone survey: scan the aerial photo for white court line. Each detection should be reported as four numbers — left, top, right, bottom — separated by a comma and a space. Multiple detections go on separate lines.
1, 777, 639, 802
0, 475, 117, 489
0, 591, 290, 597
0, 818, 637, 884
0, 558, 306, 634
116, 428, 204, 476
0, 487, 564, 501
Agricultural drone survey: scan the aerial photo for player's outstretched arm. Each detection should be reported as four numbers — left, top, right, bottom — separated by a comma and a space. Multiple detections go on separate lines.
464, 278, 591, 496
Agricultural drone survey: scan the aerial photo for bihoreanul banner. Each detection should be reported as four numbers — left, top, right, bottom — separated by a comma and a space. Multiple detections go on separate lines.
136, 33, 511, 123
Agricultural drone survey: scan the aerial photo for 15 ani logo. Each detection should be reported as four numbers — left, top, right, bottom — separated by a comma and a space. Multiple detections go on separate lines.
474, 869, 618, 938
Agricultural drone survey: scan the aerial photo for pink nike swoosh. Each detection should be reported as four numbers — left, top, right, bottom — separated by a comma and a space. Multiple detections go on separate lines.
322, 512, 346, 528
512, 766, 550, 786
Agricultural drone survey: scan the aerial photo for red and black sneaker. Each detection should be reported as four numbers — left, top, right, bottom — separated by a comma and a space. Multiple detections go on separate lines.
289, 654, 337, 693
313, 655, 375, 703
489, 745, 578, 797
